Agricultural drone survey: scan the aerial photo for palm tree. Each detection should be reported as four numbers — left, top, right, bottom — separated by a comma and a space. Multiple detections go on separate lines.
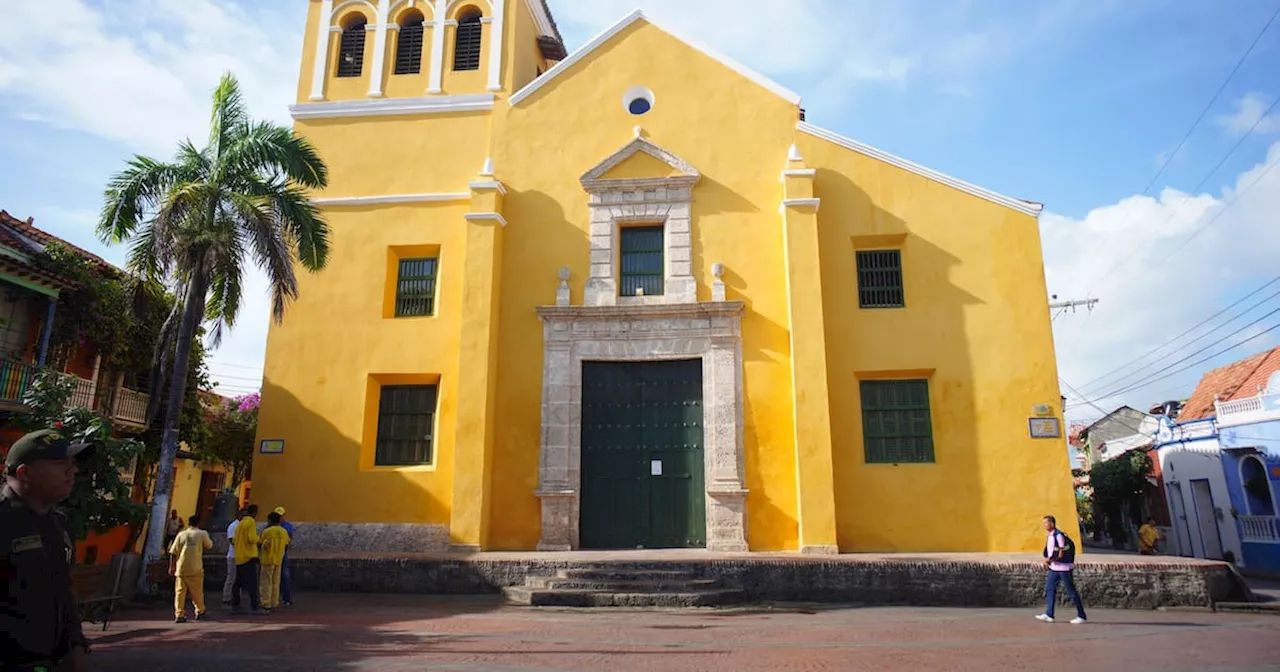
98, 73, 329, 592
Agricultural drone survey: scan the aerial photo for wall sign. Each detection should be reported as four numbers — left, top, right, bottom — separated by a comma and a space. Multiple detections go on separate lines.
1028, 417, 1061, 439
259, 439, 285, 455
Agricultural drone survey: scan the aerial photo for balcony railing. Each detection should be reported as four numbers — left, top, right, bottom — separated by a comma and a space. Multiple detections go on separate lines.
0, 359, 36, 404
1216, 392, 1280, 428
0, 358, 150, 427
1240, 515, 1280, 543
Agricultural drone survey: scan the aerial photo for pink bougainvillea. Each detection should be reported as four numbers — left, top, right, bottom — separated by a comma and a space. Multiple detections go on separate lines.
235, 392, 260, 413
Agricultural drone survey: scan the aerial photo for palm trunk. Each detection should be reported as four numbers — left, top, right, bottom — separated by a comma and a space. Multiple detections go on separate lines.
136, 269, 208, 594
145, 286, 185, 427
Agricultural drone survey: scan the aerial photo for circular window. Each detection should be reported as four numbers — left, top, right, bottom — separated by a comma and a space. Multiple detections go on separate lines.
622, 86, 654, 116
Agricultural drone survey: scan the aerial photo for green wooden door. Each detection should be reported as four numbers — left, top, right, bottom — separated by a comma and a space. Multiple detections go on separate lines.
580, 359, 706, 549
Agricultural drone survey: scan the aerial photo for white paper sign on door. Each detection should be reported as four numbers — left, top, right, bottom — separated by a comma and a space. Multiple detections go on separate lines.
651, 460, 662, 476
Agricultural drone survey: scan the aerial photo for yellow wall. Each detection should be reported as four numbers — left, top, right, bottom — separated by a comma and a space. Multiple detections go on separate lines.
258, 7, 1075, 554
798, 137, 1078, 552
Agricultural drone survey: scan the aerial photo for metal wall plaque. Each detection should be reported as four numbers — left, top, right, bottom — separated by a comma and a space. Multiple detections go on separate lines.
1028, 417, 1061, 439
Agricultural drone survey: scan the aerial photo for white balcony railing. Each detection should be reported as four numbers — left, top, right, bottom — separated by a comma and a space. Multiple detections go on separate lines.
1240, 515, 1280, 543
111, 387, 149, 426
67, 375, 96, 410
1216, 392, 1280, 428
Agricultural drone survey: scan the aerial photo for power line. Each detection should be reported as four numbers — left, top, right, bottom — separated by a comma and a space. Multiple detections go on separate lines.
1165, 148, 1280, 256
205, 360, 264, 372
1071, 314, 1280, 407
1059, 377, 1146, 434
1088, 93, 1280, 289
1076, 275, 1280, 392
1079, 284, 1280, 396
1077, 0, 1280, 297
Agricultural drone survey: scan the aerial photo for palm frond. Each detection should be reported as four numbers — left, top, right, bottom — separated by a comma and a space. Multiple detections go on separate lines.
98, 156, 189, 243
208, 72, 248, 161
224, 121, 329, 190
204, 231, 246, 348
224, 190, 298, 322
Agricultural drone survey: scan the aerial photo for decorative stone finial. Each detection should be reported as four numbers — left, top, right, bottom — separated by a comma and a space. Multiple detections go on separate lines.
712, 262, 727, 302
633, 125, 643, 139
555, 266, 571, 306
788, 144, 803, 162
480, 157, 494, 176
712, 262, 724, 279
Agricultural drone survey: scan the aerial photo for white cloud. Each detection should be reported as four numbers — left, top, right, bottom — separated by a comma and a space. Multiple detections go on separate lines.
1214, 92, 1280, 136
0, 0, 303, 393
1045, 141, 1280, 422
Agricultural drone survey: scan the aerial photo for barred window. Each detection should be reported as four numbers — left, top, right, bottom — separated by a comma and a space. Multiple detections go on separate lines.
375, 385, 437, 466
394, 12, 426, 75
395, 257, 437, 317
856, 249, 905, 308
860, 380, 935, 464
453, 9, 482, 71
337, 15, 368, 78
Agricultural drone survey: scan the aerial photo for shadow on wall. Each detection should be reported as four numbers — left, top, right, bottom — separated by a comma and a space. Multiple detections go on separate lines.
251, 380, 452, 549
815, 168, 988, 553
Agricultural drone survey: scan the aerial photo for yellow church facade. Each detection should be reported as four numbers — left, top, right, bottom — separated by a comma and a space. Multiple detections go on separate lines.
251, 0, 1078, 555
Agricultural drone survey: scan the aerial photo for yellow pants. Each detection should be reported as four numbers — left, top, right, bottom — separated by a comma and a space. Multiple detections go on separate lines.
175, 573, 206, 619
260, 563, 282, 609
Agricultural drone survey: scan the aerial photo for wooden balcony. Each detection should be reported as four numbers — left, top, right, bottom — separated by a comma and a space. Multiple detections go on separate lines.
0, 358, 149, 428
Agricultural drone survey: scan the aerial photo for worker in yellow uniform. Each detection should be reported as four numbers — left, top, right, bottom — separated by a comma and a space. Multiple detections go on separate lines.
258, 511, 291, 610
168, 514, 213, 623
230, 504, 267, 615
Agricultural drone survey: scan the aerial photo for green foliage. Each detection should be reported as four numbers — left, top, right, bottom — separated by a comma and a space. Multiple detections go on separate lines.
34, 244, 133, 368
1090, 450, 1151, 545
193, 394, 257, 492
18, 371, 148, 540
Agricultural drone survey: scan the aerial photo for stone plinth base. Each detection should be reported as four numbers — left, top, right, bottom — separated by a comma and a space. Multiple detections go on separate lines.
200, 551, 1246, 609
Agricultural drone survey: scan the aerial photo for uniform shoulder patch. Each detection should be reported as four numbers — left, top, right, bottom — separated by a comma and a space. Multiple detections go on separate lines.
11, 534, 42, 554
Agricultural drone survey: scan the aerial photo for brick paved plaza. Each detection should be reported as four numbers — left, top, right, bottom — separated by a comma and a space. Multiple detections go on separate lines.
89, 593, 1280, 671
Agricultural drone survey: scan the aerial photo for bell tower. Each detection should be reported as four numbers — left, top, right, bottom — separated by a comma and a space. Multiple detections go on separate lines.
299, 0, 566, 104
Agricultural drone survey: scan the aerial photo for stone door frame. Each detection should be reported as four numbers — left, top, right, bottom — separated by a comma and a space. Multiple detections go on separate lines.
535, 302, 749, 552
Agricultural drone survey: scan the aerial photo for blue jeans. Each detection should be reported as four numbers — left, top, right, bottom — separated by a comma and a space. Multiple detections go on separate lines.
280, 556, 293, 603
1045, 569, 1087, 619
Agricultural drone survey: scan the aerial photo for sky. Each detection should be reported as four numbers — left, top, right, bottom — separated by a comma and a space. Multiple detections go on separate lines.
0, 0, 1278, 417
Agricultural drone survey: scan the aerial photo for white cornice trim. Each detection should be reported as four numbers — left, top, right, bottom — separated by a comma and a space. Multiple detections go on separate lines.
510, 10, 801, 106
797, 122, 1044, 217
290, 94, 494, 119
779, 168, 816, 183
524, 0, 556, 37
464, 212, 508, 226
780, 198, 821, 214
311, 192, 469, 206
468, 180, 507, 195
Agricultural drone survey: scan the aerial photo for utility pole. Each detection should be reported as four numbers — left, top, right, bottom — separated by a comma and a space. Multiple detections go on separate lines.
1049, 297, 1099, 313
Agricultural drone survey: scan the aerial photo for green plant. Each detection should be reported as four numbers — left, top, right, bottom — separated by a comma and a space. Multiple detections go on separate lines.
194, 394, 257, 493
98, 72, 330, 592
1090, 450, 1151, 546
18, 371, 148, 542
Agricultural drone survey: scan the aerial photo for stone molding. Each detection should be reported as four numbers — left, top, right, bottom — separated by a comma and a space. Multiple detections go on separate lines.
534, 301, 749, 552
580, 136, 701, 307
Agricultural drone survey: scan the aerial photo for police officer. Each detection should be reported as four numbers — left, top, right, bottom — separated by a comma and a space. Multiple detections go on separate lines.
1, 429, 93, 671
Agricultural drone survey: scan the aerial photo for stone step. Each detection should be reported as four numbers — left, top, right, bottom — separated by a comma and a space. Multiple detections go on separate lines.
556, 568, 698, 582
525, 576, 722, 592
503, 586, 745, 608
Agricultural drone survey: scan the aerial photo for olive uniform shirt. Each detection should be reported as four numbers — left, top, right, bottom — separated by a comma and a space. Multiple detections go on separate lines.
0, 483, 88, 665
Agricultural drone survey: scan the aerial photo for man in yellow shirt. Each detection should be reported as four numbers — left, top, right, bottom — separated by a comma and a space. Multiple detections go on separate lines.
258, 511, 291, 609
1138, 517, 1162, 555
168, 515, 213, 623
230, 504, 267, 615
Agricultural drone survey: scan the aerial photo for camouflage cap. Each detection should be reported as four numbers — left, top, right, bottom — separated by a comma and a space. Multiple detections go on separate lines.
4, 429, 94, 471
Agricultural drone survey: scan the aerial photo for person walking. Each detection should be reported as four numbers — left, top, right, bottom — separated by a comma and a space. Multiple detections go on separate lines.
168, 514, 214, 623
164, 509, 182, 551
1036, 515, 1087, 624
0, 429, 94, 671
222, 507, 243, 605
258, 512, 291, 610
230, 504, 267, 616
274, 506, 296, 606
1138, 517, 1163, 555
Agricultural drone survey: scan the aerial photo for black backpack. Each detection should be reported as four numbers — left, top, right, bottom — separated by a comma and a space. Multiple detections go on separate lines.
1044, 530, 1076, 564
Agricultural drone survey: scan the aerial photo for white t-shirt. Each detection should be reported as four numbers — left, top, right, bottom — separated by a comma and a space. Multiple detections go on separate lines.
226, 519, 239, 559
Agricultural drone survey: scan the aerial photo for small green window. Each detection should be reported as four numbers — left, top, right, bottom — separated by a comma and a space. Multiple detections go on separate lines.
619, 225, 664, 297
856, 250, 904, 308
395, 257, 437, 317
860, 379, 934, 463
375, 384, 437, 466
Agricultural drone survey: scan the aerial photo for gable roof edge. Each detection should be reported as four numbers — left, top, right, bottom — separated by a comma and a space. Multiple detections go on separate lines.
797, 122, 1044, 217
510, 10, 802, 107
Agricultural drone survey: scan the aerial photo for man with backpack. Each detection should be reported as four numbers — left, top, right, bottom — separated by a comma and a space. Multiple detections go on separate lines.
1036, 515, 1087, 624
